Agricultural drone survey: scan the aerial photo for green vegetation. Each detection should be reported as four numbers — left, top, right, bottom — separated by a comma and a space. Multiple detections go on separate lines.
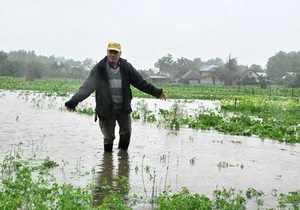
188, 98, 300, 143
131, 95, 299, 143
133, 83, 300, 100
0, 154, 91, 209
1, 76, 299, 100
0, 77, 82, 96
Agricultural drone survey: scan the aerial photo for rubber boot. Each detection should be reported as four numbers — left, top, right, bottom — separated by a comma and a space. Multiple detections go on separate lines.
118, 141, 130, 150
104, 144, 113, 152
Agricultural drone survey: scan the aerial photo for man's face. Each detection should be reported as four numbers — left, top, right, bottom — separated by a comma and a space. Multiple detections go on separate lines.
107, 50, 121, 64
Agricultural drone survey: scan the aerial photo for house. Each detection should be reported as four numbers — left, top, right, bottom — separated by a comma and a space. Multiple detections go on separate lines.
280, 72, 297, 86
178, 69, 200, 84
240, 69, 270, 87
198, 65, 221, 85
149, 73, 171, 83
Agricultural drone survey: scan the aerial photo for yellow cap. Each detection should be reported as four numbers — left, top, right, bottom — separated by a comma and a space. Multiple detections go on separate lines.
107, 42, 121, 52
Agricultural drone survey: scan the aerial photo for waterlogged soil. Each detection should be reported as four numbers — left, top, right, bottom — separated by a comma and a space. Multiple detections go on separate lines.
0, 90, 299, 208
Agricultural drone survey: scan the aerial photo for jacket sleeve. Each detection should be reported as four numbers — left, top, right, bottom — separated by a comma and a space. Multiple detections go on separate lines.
65, 68, 97, 109
126, 62, 162, 98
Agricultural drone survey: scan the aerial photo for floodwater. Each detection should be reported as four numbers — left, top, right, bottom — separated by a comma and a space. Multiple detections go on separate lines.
0, 90, 299, 209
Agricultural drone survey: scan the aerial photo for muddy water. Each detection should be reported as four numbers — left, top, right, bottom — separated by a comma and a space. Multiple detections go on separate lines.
0, 90, 299, 208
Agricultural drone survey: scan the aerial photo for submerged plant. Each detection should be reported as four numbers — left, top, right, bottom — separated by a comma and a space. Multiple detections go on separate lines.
0, 154, 91, 209
213, 188, 246, 210
246, 188, 264, 207
278, 190, 300, 209
156, 187, 212, 210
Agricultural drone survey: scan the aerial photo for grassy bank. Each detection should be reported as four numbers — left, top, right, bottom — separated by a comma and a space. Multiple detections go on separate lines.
1, 76, 299, 100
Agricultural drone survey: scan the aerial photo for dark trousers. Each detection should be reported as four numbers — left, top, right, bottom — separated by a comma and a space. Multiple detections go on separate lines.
99, 109, 132, 146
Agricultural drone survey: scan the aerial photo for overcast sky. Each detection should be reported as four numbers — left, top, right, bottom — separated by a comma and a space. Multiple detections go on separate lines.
1, 0, 299, 69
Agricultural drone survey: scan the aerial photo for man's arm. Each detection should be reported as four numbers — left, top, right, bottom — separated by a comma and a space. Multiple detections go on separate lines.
65, 68, 96, 111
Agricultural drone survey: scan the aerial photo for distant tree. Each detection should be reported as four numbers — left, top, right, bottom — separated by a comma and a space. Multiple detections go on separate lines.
82, 58, 96, 70
25, 61, 45, 80
267, 51, 289, 79
0, 51, 25, 77
0, 51, 8, 76
266, 51, 300, 80
0, 51, 8, 62
203, 57, 224, 67
51, 61, 60, 71
221, 55, 239, 86
68, 66, 87, 79
192, 57, 203, 69
172, 57, 196, 79
154, 54, 174, 75
1, 60, 22, 77
8, 50, 37, 62
289, 51, 300, 73
250, 64, 263, 72
214, 66, 225, 85
293, 73, 300, 87
4, 50, 92, 79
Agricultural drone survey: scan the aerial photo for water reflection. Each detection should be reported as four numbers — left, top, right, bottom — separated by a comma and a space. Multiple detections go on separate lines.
92, 150, 130, 206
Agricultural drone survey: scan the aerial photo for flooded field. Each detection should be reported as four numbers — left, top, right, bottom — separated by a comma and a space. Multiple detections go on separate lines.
0, 90, 299, 209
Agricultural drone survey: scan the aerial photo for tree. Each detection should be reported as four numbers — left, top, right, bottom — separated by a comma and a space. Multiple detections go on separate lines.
266, 51, 300, 80
82, 58, 96, 70
154, 54, 174, 75
221, 55, 239, 86
0, 51, 9, 76
192, 57, 203, 69
25, 61, 45, 80
203, 58, 224, 67
293, 73, 300, 87
267, 51, 289, 79
172, 57, 196, 79
250, 64, 263, 72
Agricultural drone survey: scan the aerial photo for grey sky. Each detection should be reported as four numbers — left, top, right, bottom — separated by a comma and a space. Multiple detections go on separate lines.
1, 0, 299, 69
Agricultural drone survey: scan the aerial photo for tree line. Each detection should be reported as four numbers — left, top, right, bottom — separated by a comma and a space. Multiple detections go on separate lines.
154, 51, 300, 86
0, 50, 95, 81
0, 49, 300, 86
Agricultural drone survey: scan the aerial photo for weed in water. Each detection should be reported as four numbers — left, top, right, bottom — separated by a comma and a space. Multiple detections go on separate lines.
278, 190, 300, 209
0, 154, 91, 209
189, 157, 196, 165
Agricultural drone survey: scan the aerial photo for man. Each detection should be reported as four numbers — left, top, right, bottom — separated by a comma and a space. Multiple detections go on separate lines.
65, 41, 167, 152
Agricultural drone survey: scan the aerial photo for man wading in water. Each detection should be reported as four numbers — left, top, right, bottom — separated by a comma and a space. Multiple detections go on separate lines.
65, 41, 167, 152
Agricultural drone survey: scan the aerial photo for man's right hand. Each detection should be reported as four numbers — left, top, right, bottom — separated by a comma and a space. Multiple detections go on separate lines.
65, 100, 77, 112
66, 106, 75, 112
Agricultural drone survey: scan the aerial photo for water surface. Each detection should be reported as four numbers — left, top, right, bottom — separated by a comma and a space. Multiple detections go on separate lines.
0, 90, 299, 208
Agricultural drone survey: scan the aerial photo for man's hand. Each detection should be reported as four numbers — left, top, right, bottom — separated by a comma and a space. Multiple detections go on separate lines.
65, 101, 77, 112
66, 106, 75, 112
159, 90, 167, 100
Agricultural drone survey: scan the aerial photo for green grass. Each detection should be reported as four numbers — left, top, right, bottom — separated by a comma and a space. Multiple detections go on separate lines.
1, 76, 299, 100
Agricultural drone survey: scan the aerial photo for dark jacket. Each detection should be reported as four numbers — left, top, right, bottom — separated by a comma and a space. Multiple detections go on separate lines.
65, 56, 162, 119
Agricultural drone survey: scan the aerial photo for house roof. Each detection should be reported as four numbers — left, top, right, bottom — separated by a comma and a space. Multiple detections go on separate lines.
199, 65, 218, 72
149, 75, 170, 79
180, 69, 200, 80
